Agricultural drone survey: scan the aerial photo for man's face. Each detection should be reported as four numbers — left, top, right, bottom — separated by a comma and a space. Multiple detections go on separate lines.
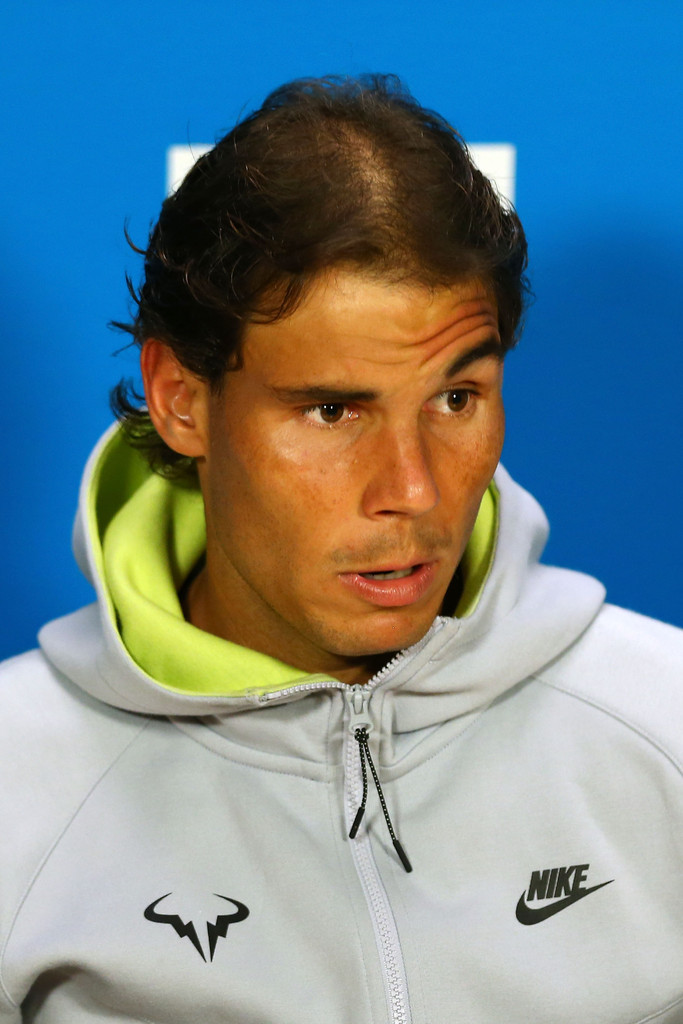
192, 271, 505, 683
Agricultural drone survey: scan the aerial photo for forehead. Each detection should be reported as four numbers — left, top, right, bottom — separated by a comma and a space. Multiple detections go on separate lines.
241, 271, 500, 377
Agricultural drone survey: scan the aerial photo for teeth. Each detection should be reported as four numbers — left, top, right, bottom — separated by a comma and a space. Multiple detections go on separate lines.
361, 568, 414, 580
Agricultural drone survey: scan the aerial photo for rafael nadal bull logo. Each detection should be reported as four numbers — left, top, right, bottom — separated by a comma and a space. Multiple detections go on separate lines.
144, 892, 250, 962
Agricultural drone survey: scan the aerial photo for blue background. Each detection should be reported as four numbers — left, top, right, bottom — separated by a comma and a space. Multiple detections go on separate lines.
2, 0, 681, 659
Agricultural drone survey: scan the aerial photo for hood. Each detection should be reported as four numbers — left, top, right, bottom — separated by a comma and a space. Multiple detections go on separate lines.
39, 424, 605, 725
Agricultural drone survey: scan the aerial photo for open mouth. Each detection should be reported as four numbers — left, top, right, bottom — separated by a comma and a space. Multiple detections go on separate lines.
339, 561, 437, 607
359, 566, 419, 581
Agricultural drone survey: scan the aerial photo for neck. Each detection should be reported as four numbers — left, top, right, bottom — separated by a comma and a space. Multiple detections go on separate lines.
183, 566, 392, 686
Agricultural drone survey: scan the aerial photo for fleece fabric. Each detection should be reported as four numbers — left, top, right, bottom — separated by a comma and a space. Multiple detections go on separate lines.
1, 424, 683, 1024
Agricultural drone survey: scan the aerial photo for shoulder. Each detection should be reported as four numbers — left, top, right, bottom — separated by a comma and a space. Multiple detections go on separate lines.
536, 603, 683, 766
0, 648, 149, 929
0, 645, 150, 816
0, 646, 148, 758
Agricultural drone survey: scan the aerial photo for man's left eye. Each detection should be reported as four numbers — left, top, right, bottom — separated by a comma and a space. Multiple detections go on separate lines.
440, 389, 471, 413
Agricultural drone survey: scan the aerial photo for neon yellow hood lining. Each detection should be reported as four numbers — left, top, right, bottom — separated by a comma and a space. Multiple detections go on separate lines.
94, 430, 498, 697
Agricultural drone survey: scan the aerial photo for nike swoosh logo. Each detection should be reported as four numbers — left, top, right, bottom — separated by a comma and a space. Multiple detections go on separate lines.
516, 879, 614, 925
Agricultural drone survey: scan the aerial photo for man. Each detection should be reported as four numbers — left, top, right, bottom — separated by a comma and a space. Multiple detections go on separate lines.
1, 75, 682, 1024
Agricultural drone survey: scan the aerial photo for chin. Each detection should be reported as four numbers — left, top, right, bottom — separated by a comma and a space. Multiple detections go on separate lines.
325, 612, 437, 661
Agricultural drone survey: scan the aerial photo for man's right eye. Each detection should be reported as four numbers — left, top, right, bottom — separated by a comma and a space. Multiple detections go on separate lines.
303, 403, 350, 425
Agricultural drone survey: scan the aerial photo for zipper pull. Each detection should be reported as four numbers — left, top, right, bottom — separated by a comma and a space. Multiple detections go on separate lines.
347, 684, 372, 733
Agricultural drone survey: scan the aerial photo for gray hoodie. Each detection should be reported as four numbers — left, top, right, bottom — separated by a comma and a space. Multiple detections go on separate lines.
1, 426, 683, 1023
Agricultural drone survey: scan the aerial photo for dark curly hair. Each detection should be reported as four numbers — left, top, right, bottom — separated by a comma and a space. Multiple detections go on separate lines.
112, 73, 529, 477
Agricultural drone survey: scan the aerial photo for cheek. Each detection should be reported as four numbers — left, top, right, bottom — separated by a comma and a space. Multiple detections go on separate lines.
448, 403, 505, 472
206, 426, 348, 558
435, 409, 504, 519
485, 407, 506, 471
475, 399, 505, 466
256, 424, 362, 513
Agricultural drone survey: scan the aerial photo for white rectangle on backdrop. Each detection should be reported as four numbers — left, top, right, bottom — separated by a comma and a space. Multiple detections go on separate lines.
166, 142, 516, 206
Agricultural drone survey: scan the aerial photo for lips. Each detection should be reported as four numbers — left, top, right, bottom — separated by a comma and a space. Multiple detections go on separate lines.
338, 561, 438, 607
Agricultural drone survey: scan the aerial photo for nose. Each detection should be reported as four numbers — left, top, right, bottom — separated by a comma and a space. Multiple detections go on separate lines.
361, 424, 440, 519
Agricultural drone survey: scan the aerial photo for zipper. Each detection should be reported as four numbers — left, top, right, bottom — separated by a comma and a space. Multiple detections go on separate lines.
251, 626, 449, 1022
256, 616, 447, 706
260, 678, 413, 1021
344, 686, 412, 1024
257, 679, 347, 703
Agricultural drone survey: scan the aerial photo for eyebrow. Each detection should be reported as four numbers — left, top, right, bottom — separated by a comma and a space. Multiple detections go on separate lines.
269, 384, 379, 403
442, 336, 503, 378
269, 336, 503, 405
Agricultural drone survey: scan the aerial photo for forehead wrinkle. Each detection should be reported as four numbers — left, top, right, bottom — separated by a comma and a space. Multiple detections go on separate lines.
339, 304, 500, 371
310, 273, 498, 347
408, 301, 499, 350
410, 321, 501, 380
242, 276, 501, 382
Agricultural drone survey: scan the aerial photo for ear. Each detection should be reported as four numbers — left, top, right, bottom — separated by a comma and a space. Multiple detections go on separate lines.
140, 340, 209, 459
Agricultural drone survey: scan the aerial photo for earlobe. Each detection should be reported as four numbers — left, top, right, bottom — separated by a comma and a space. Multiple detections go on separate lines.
140, 340, 208, 458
